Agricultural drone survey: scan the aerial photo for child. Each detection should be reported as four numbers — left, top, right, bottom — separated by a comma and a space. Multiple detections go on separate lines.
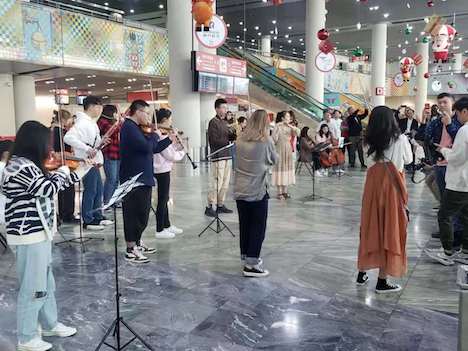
153, 109, 185, 239
2, 121, 91, 351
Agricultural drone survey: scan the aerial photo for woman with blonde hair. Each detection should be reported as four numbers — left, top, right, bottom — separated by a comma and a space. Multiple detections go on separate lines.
234, 109, 278, 277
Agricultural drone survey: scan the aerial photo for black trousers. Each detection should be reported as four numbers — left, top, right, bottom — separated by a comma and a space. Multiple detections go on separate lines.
122, 185, 152, 244
237, 194, 269, 260
438, 189, 468, 252
58, 185, 75, 220
155, 172, 171, 232
348, 135, 365, 166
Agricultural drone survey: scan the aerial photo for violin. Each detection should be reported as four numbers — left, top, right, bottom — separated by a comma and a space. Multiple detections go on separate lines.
140, 123, 157, 135
44, 151, 83, 171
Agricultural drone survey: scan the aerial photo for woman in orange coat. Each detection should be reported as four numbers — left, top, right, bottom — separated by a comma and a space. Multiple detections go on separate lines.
357, 106, 412, 294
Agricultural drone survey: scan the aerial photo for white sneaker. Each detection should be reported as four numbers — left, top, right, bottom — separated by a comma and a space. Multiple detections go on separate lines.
424, 248, 455, 266
17, 337, 52, 351
100, 219, 114, 226
167, 225, 183, 235
83, 223, 104, 231
155, 230, 175, 239
315, 170, 323, 177
42, 322, 77, 337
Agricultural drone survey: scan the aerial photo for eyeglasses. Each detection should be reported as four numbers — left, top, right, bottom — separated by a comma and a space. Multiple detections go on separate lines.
138, 109, 149, 115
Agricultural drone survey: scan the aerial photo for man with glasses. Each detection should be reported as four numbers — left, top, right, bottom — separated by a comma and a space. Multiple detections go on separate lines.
64, 96, 113, 230
119, 100, 175, 263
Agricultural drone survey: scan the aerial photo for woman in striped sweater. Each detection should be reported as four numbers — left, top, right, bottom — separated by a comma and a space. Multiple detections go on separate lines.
2, 121, 91, 351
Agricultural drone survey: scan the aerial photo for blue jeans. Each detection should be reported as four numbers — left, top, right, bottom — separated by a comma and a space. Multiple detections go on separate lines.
435, 165, 463, 246
15, 240, 57, 343
103, 158, 120, 205
82, 166, 104, 224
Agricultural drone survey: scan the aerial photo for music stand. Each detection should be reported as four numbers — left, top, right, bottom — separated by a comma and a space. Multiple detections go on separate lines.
95, 173, 154, 351
55, 181, 104, 253
300, 143, 333, 202
0, 230, 7, 251
198, 143, 235, 238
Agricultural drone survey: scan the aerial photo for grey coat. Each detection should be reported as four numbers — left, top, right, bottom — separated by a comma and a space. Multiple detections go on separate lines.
234, 137, 278, 201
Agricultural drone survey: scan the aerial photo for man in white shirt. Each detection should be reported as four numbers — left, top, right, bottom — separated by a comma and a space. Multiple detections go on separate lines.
329, 110, 343, 140
431, 97, 468, 265
316, 111, 332, 132
64, 96, 112, 230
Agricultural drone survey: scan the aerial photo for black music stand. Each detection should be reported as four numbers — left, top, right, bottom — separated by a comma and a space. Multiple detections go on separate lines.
198, 143, 235, 238
55, 181, 104, 253
300, 143, 333, 202
95, 173, 154, 351
0, 231, 7, 251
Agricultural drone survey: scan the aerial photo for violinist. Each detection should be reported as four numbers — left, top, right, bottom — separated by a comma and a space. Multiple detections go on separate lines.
119, 100, 175, 263
51, 110, 79, 224
97, 105, 121, 205
64, 96, 113, 231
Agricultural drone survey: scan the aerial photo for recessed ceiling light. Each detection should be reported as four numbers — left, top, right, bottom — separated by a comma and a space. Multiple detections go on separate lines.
69, 86, 77, 89
270, 30, 274, 34
258, 32, 262, 36
104, 2, 108, 5
288, 26, 292, 30
45, 80, 55, 84
284, 34, 289, 38
88, 83, 95, 87
272, 20, 277, 24
159, 4, 164, 8
288, 39, 292, 43
273, 36, 278, 40
299, 38, 303, 42
243, 28, 247, 32
335, 28, 340, 32
424, 17, 429, 23
107, 81, 115, 84
236, 35, 240, 38
458, 37, 463, 41
106, 88, 114, 92
356, 22, 362, 30
130, 9, 134, 13
65, 77, 75, 81
262, 0, 267, 2
238, 46, 243, 49
239, 21, 243, 25
398, 43, 402, 48
227, 23, 230, 27
405, 40, 409, 45
87, 75, 96, 78
383, 13, 389, 18
254, 26, 259, 30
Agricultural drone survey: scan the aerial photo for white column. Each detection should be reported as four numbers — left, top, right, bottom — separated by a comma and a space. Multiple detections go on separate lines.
415, 42, 429, 120
370, 23, 387, 107
168, 0, 201, 160
305, 0, 326, 103
0, 74, 16, 136
454, 53, 463, 72
261, 35, 271, 57
13, 75, 37, 131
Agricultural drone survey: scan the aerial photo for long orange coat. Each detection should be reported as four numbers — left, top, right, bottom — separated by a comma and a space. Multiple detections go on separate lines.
358, 162, 409, 278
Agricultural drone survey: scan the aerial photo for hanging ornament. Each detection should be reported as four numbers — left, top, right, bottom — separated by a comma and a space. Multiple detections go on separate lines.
427, 1, 434, 7
432, 24, 457, 62
317, 28, 330, 41
399, 57, 415, 82
424, 72, 430, 79
412, 53, 423, 65
404, 27, 412, 35
413, 87, 418, 92
352, 48, 364, 57
318, 40, 335, 54
422, 37, 429, 44
192, 0, 214, 31
448, 81, 456, 89
272, 0, 283, 5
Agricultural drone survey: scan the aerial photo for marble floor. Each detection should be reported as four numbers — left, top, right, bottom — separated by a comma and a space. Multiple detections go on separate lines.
0, 162, 461, 350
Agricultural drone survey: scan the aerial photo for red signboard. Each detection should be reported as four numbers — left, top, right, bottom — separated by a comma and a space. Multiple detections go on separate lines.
127, 91, 158, 103
195, 51, 247, 78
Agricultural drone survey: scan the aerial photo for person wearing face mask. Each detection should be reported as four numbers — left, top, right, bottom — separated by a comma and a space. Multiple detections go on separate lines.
97, 104, 122, 206
64, 96, 113, 231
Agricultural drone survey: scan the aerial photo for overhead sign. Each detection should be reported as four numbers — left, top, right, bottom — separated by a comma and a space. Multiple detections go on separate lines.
195, 51, 247, 78
375, 87, 385, 96
195, 15, 227, 49
315, 52, 336, 72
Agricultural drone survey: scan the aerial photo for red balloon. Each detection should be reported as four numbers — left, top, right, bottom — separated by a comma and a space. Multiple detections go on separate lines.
317, 28, 329, 41
272, 0, 283, 5
424, 72, 430, 79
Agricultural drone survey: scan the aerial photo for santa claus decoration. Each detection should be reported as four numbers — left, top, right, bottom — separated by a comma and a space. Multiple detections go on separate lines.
399, 57, 415, 82
192, 0, 214, 31
432, 24, 457, 62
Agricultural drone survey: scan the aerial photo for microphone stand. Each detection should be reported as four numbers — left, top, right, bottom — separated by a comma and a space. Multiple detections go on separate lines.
198, 143, 235, 238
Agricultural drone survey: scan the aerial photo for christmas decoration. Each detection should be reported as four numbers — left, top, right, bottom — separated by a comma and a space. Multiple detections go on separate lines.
412, 53, 423, 65
272, 0, 283, 5
464, 58, 468, 69
422, 37, 429, 44
192, 0, 214, 31
317, 28, 329, 41
404, 27, 412, 35
352, 48, 364, 57
319, 40, 334, 54
427, 1, 434, 7
424, 15, 442, 35
432, 24, 457, 62
399, 57, 415, 81
413, 87, 418, 92
424, 72, 430, 79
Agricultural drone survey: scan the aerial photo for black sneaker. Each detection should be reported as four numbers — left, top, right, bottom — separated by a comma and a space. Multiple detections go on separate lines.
124, 247, 149, 263
431, 232, 440, 239
356, 272, 369, 286
204, 206, 217, 217
375, 280, 402, 294
216, 205, 233, 214
63, 217, 80, 225
243, 265, 269, 278
361, 164, 367, 169
138, 241, 157, 254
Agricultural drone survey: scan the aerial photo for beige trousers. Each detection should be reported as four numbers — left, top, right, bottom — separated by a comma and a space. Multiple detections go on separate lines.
207, 160, 231, 206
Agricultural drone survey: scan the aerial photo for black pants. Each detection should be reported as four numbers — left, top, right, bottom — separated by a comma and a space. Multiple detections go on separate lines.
348, 135, 365, 166
155, 172, 171, 232
58, 185, 75, 220
438, 189, 468, 252
122, 185, 152, 244
237, 194, 269, 262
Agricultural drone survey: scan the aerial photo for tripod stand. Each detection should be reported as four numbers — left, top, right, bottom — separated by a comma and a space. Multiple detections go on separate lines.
95, 173, 153, 351
198, 144, 235, 238
55, 181, 104, 252
300, 144, 333, 202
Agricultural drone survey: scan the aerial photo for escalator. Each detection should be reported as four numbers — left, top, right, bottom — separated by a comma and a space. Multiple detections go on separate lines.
218, 45, 327, 123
